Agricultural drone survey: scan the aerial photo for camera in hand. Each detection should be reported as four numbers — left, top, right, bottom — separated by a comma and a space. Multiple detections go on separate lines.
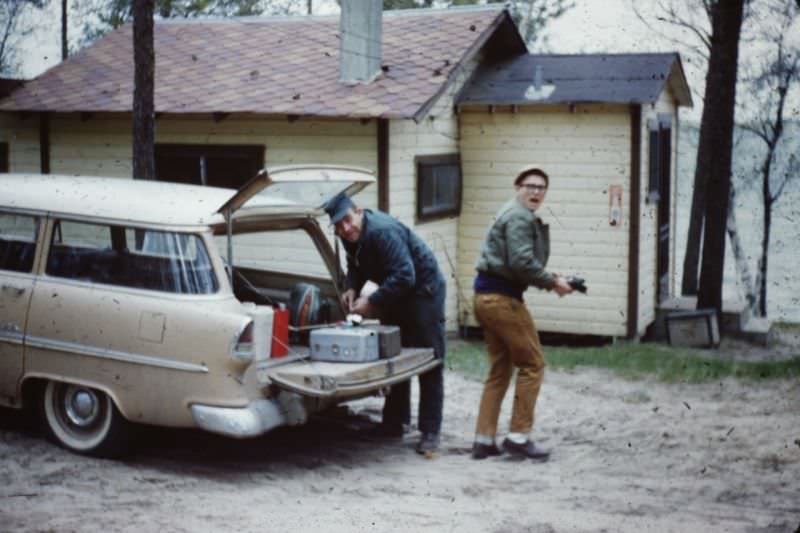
567, 276, 587, 293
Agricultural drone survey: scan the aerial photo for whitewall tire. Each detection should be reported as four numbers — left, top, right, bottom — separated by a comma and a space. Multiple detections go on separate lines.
41, 381, 131, 457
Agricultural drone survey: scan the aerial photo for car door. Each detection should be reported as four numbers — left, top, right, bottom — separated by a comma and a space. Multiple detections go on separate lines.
214, 164, 377, 290
0, 211, 41, 405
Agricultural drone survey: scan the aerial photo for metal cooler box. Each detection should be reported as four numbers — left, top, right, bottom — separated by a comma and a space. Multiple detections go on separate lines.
309, 326, 380, 362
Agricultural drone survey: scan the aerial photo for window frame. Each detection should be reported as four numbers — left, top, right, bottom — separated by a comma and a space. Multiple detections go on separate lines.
415, 153, 462, 223
155, 143, 265, 189
0, 211, 39, 273
0, 142, 8, 173
45, 218, 219, 294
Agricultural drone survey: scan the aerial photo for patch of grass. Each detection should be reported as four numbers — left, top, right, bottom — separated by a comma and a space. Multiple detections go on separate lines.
446, 340, 800, 383
775, 321, 800, 333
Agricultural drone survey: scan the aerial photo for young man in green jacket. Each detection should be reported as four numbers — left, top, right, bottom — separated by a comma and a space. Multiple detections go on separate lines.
471, 167, 574, 460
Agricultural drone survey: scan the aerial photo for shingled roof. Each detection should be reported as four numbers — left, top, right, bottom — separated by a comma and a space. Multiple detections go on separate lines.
457, 53, 693, 108
0, 6, 524, 120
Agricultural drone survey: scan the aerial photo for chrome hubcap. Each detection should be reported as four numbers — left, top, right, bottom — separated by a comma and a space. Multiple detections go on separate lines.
64, 386, 99, 427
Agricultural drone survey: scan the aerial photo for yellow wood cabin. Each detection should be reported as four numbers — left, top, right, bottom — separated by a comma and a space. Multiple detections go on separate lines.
0, 6, 691, 339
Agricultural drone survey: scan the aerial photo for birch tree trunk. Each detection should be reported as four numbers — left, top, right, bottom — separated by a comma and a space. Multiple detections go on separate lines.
726, 188, 756, 322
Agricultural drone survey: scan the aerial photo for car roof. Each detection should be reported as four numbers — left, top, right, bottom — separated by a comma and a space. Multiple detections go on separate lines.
0, 173, 305, 228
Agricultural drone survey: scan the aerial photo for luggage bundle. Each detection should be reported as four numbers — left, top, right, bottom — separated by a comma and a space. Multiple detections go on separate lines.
309, 324, 401, 363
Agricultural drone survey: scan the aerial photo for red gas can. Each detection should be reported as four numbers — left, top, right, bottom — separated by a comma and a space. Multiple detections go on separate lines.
271, 305, 289, 357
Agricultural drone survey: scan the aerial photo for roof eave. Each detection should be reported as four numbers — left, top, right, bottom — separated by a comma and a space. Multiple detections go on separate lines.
667, 53, 693, 108
458, 99, 650, 108
411, 8, 525, 123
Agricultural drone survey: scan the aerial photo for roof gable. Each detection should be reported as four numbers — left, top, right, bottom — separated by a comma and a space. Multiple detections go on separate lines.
0, 7, 524, 120
457, 53, 693, 108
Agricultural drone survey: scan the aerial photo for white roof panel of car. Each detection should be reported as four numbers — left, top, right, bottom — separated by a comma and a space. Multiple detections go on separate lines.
0, 174, 301, 227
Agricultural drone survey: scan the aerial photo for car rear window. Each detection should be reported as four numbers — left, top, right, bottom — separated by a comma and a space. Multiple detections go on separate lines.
0, 212, 38, 273
46, 220, 218, 294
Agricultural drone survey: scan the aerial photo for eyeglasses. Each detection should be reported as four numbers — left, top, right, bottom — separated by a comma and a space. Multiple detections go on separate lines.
519, 183, 547, 193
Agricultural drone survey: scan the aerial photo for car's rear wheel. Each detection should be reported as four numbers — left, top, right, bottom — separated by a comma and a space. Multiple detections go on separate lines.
41, 381, 131, 457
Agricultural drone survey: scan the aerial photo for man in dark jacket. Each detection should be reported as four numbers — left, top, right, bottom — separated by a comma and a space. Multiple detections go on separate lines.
324, 193, 446, 454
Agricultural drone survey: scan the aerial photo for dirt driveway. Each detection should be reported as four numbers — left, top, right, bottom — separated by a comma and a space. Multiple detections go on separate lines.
1, 360, 798, 533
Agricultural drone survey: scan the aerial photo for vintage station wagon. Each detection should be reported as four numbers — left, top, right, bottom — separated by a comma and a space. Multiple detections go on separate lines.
0, 168, 438, 457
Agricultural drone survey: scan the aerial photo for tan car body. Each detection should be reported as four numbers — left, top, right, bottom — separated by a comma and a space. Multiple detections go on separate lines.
0, 169, 438, 454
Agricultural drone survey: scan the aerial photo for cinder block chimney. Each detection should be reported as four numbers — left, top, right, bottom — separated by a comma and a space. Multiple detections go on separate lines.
339, 0, 383, 85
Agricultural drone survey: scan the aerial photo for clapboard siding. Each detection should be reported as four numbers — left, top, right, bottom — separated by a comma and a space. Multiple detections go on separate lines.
2, 69, 682, 339
458, 104, 632, 336
216, 230, 332, 278
385, 56, 479, 331
3, 114, 41, 173
3, 113, 377, 282
48, 113, 378, 204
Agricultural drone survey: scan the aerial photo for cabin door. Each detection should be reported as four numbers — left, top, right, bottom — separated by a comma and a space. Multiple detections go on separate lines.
649, 115, 672, 303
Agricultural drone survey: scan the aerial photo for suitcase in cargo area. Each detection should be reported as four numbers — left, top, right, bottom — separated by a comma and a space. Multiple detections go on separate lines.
310, 326, 380, 362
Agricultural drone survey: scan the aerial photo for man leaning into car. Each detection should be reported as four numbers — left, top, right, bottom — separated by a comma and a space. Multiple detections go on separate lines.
324, 192, 446, 455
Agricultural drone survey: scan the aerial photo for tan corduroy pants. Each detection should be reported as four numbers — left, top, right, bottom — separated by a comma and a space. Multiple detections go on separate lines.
473, 293, 545, 437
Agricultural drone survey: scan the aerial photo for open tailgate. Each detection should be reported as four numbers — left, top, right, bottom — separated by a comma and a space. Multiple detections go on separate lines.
255, 347, 439, 399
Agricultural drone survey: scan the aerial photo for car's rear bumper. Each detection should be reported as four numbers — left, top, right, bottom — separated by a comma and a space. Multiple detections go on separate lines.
190, 398, 289, 438
190, 348, 439, 438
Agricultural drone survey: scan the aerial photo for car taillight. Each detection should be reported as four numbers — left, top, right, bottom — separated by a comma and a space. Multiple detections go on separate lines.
232, 320, 255, 362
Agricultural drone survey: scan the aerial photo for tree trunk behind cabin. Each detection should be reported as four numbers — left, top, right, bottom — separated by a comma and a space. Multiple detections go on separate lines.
696, 0, 745, 315
681, 178, 705, 296
61, 0, 68, 60
132, 0, 155, 181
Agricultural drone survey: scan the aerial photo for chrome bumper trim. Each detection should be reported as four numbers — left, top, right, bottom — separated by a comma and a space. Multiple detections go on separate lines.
190, 399, 289, 438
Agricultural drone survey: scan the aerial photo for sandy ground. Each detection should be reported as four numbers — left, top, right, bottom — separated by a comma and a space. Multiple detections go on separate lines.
1, 343, 798, 533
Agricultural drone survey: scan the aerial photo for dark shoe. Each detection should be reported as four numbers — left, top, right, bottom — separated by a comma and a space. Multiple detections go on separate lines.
471, 442, 503, 460
502, 438, 551, 461
416, 432, 440, 454
369, 423, 405, 439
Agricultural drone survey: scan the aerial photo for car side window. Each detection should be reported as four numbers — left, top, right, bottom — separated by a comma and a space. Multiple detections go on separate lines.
46, 220, 218, 294
0, 212, 38, 273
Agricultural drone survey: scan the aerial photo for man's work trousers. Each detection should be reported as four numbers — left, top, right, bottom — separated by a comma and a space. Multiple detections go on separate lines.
382, 280, 446, 436
473, 293, 545, 437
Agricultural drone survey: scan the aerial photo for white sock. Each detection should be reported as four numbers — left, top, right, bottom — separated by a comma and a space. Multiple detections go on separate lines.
474, 434, 494, 445
506, 432, 527, 444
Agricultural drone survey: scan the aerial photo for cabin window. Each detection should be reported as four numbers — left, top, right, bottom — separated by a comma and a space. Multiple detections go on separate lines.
0, 142, 8, 173
416, 154, 462, 221
647, 115, 672, 203
46, 219, 218, 294
0, 212, 38, 273
155, 143, 264, 189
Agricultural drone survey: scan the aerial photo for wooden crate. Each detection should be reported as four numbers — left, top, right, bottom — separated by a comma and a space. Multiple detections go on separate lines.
665, 308, 720, 348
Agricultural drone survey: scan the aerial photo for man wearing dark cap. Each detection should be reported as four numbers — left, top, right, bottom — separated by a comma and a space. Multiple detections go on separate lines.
324, 192, 446, 455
